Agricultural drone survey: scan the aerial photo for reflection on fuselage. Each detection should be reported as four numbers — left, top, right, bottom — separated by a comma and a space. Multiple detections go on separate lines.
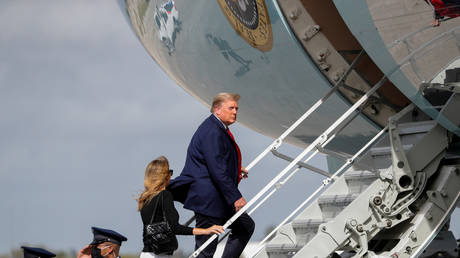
429, 0, 460, 25
153, 0, 181, 55
205, 34, 253, 77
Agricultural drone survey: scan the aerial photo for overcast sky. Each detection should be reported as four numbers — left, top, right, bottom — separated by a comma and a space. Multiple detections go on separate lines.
2, 1, 459, 256
0, 0, 330, 255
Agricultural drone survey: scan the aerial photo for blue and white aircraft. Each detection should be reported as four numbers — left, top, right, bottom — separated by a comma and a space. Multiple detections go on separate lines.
120, 0, 460, 257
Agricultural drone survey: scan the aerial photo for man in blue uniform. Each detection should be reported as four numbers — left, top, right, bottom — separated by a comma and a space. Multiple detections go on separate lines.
22, 246, 56, 258
169, 92, 255, 258
77, 226, 127, 258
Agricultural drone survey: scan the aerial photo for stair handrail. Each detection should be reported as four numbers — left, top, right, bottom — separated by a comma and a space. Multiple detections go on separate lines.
386, 12, 457, 50
244, 107, 365, 212
387, 24, 460, 82
240, 73, 372, 227
387, 24, 434, 49
250, 125, 388, 257
271, 149, 330, 177
243, 110, 355, 219
398, 25, 460, 66
189, 74, 386, 258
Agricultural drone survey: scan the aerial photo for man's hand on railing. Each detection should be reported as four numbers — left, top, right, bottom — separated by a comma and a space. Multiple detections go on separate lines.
242, 167, 248, 179
234, 197, 247, 212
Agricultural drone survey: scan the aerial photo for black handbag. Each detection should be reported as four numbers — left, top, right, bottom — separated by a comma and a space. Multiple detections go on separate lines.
144, 191, 178, 254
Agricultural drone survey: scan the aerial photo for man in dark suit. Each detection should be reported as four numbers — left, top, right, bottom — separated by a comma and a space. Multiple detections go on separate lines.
169, 92, 255, 258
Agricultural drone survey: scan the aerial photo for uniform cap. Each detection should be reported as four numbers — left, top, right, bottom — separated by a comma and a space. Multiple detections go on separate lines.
91, 227, 127, 246
21, 246, 56, 258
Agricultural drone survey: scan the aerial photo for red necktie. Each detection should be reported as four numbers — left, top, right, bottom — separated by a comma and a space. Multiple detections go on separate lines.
227, 128, 242, 183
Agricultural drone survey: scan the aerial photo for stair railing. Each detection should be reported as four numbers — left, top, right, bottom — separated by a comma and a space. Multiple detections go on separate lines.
387, 24, 460, 83
250, 125, 388, 257
242, 107, 364, 218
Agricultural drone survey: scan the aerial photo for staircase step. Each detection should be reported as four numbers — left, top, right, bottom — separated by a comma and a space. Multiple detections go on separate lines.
367, 121, 434, 158
344, 170, 378, 180
265, 244, 302, 258
369, 144, 413, 157
318, 194, 358, 219
318, 194, 358, 205
291, 219, 327, 229
397, 120, 436, 135
344, 170, 379, 194
291, 219, 328, 245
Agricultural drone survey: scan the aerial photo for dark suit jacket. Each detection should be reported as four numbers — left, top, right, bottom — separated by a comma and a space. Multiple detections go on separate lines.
168, 114, 242, 218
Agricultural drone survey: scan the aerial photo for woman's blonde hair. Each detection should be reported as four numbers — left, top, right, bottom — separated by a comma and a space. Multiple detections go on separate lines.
137, 156, 170, 211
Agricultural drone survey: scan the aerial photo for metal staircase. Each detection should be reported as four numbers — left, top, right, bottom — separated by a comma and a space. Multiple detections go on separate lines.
188, 94, 460, 258
188, 76, 460, 258
189, 74, 460, 258
253, 103, 460, 258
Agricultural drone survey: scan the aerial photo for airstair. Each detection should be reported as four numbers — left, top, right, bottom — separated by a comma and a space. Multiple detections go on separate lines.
189, 73, 460, 258
189, 27, 460, 258
253, 100, 460, 258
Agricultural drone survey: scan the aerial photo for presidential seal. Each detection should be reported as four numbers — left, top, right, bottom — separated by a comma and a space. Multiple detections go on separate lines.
217, 0, 273, 52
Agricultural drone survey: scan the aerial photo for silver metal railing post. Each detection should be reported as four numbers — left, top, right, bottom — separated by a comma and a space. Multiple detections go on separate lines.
243, 107, 364, 218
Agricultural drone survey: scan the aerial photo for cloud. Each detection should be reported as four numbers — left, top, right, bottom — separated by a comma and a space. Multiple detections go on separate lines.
0, 1, 128, 44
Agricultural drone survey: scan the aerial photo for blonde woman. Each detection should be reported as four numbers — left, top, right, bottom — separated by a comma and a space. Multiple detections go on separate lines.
138, 156, 224, 258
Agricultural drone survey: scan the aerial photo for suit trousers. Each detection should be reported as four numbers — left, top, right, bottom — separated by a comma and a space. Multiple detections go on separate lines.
194, 212, 255, 258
